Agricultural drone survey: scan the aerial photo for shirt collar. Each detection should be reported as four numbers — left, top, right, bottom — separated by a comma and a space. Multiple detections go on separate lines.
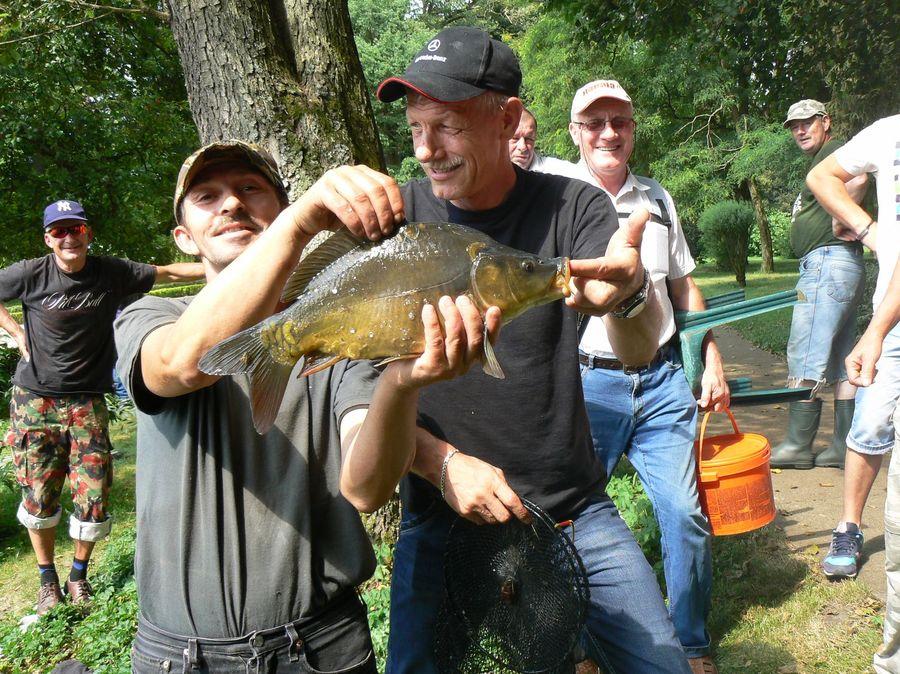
576, 162, 649, 199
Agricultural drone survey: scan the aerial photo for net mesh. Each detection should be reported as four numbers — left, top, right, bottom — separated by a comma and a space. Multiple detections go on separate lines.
435, 500, 589, 673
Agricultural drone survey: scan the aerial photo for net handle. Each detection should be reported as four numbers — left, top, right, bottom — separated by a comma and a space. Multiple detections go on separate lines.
697, 406, 740, 461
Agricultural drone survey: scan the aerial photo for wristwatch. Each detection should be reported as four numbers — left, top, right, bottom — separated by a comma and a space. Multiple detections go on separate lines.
611, 268, 651, 320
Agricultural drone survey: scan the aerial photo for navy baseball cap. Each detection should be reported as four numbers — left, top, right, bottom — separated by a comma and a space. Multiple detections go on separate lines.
377, 26, 521, 104
43, 200, 88, 229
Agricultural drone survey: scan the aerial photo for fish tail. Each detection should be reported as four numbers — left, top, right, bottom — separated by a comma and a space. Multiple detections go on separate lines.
198, 325, 295, 434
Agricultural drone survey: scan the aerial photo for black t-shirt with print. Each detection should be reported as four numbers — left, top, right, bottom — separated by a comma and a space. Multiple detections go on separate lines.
402, 166, 617, 521
0, 254, 156, 396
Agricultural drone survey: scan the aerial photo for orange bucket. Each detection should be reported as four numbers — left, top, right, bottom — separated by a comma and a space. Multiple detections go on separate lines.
694, 408, 776, 536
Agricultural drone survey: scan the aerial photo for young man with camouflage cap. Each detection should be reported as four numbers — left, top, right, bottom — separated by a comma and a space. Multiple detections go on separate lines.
115, 140, 492, 672
0, 200, 202, 615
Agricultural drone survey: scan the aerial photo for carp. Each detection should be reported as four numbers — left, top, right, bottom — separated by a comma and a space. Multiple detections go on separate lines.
199, 221, 571, 433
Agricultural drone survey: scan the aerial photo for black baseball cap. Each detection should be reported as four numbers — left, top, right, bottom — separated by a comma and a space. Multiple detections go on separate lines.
377, 26, 521, 104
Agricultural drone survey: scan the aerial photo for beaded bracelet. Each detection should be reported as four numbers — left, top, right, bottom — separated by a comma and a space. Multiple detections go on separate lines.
439, 449, 460, 499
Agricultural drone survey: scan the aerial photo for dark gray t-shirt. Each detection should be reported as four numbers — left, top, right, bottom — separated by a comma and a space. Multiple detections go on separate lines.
114, 295, 378, 637
402, 166, 615, 521
0, 254, 155, 395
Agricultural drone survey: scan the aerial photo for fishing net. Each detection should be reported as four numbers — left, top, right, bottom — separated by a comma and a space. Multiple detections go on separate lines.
435, 500, 589, 674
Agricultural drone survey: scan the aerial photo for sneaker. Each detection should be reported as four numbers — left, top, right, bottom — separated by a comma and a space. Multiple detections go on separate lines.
65, 578, 94, 605
822, 523, 864, 579
36, 582, 64, 615
689, 655, 719, 674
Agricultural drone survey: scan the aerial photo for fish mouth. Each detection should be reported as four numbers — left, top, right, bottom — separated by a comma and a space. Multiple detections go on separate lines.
557, 258, 571, 297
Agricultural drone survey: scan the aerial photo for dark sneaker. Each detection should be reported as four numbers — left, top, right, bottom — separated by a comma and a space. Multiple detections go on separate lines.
822, 523, 864, 579
36, 582, 64, 615
65, 579, 94, 605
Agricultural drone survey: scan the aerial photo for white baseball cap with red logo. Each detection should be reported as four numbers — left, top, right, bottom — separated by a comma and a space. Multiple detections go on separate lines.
571, 80, 633, 119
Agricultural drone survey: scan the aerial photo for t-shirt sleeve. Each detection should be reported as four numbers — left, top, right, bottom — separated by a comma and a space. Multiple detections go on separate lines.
0, 261, 29, 302
834, 123, 880, 177
109, 258, 157, 296
114, 295, 184, 414
664, 189, 696, 280
569, 182, 617, 260
332, 359, 379, 424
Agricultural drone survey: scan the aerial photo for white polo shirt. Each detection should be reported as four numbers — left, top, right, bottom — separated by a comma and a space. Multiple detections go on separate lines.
569, 162, 696, 359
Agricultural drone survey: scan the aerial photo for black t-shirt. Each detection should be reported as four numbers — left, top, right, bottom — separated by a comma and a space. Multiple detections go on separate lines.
402, 166, 616, 520
0, 254, 156, 396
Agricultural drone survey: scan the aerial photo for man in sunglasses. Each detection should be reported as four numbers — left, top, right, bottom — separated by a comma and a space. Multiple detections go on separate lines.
556, 79, 729, 674
0, 199, 203, 615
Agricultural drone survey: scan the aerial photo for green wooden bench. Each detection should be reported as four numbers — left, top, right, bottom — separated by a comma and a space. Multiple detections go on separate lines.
675, 289, 814, 405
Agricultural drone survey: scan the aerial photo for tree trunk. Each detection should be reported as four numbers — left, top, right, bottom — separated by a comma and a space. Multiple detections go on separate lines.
747, 177, 774, 273
166, 0, 399, 542
166, 0, 384, 197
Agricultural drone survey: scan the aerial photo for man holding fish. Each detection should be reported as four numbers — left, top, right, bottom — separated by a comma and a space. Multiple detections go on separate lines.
374, 26, 691, 674
115, 141, 504, 671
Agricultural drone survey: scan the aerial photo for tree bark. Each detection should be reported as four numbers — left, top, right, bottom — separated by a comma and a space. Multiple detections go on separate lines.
747, 177, 774, 273
166, 0, 384, 197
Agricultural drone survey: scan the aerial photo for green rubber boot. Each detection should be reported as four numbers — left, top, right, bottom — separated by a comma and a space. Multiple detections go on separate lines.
770, 399, 822, 469
815, 399, 855, 468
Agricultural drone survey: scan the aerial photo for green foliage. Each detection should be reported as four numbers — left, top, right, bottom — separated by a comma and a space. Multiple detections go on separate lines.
0, 1, 198, 267
361, 540, 393, 670
0, 346, 18, 418
699, 201, 754, 286
750, 211, 794, 259
0, 525, 138, 673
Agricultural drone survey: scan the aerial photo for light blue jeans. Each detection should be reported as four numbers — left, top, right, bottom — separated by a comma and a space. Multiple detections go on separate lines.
787, 245, 865, 386
386, 497, 690, 674
848, 327, 900, 455
580, 347, 712, 659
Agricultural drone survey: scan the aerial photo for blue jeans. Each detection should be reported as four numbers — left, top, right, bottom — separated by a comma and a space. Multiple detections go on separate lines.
386, 498, 690, 674
580, 348, 712, 659
848, 326, 900, 455
787, 245, 865, 385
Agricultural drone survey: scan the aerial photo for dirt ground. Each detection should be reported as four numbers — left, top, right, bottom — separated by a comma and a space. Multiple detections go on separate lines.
709, 327, 889, 599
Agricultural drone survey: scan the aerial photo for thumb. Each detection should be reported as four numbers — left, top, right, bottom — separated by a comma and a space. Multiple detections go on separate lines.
622, 208, 649, 247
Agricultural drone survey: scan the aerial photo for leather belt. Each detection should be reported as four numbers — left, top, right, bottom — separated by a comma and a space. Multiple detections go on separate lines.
578, 348, 667, 373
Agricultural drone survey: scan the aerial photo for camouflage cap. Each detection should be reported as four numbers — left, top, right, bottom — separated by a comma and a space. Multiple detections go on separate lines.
783, 99, 827, 127
173, 140, 288, 223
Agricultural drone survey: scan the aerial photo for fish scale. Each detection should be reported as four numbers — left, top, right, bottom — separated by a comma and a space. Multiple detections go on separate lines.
199, 221, 570, 433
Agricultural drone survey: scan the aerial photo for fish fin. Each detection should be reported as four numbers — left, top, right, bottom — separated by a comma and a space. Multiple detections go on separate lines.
281, 230, 366, 303
375, 354, 418, 368
198, 326, 294, 434
298, 354, 344, 377
481, 326, 505, 379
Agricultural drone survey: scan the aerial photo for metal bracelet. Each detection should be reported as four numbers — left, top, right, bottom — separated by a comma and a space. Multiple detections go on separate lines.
855, 221, 874, 242
439, 449, 460, 500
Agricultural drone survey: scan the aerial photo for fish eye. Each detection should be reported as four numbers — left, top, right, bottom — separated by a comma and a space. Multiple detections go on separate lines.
521, 260, 535, 273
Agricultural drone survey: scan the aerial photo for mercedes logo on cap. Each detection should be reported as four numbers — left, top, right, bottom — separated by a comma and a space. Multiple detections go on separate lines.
427, 39, 440, 52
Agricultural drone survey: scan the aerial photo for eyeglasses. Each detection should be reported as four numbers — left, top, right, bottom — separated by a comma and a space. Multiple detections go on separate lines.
572, 117, 634, 134
47, 223, 90, 239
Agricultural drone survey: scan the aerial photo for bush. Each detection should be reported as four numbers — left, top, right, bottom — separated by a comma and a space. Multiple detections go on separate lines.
698, 200, 754, 287
749, 210, 794, 259
0, 346, 18, 418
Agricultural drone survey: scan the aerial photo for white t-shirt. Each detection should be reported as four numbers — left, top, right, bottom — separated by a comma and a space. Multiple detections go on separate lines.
545, 161, 696, 358
833, 114, 900, 309
529, 152, 583, 177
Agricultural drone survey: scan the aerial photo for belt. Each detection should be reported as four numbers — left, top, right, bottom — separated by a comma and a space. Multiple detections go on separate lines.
578, 347, 669, 373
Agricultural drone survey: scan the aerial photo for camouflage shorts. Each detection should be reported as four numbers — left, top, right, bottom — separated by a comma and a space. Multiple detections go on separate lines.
5, 386, 113, 525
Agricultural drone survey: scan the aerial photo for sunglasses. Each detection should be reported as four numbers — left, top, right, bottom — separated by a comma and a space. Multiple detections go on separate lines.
47, 223, 90, 239
572, 117, 635, 133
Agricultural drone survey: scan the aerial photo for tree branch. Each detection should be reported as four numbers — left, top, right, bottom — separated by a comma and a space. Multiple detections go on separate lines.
0, 11, 114, 46
61, 0, 168, 22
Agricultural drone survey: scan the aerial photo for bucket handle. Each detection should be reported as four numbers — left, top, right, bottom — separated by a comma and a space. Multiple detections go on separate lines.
697, 407, 741, 461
